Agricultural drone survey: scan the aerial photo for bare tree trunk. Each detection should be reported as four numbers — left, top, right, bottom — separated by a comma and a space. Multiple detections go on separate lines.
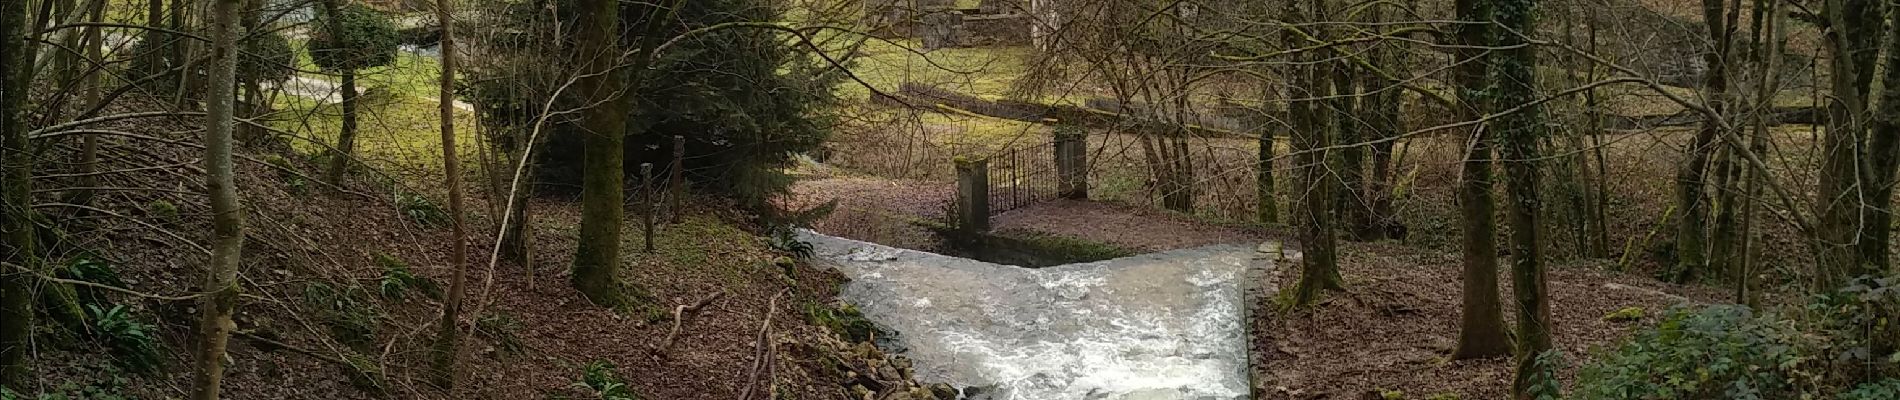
139, 0, 164, 76
1289, 0, 1342, 307
1697, 0, 1744, 284
499, 132, 534, 264
1586, 6, 1612, 259
1257, 84, 1279, 224
1814, 0, 1884, 289
1737, 0, 1783, 306
1331, 39, 1370, 241
1668, 0, 1731, 284
189, 0, 244, 397
68, 0, 103, 206
326, 71, 359, 185
1363, 3, 1404, 240
0, 0, 38, 386
1449, 0, 1511, 360
168, 0, 192, 103
1859, 9, 1900, 280
430, 0, 468, 386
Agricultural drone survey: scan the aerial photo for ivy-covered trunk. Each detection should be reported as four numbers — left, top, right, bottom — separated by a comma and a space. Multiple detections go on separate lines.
1449, 0, 1512, 361
1490, 0, 1554, 395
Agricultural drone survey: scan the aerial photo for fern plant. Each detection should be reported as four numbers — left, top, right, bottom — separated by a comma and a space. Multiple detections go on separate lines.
86, 304, 163, 373
395, 192, 448, 227
576, 361, 641, 400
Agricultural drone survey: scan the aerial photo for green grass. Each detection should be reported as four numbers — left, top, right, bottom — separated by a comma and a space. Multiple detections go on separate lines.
838, 39, 1033, 102
638, 214, 772, 289
287, 38, 444, 99
268, 87, 481, 184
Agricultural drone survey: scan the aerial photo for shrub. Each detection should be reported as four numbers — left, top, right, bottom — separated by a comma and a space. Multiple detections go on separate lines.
145, 200, 178, 221
1838, 380, 1900, 400
1572, 274, 1900, 399
805, 301, 879, 343
308, 3, 399, 73
239, 30, 296, 84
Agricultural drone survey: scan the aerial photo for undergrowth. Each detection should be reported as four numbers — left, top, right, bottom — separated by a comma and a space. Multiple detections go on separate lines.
1571, 274, 1900, 399
573, 361, 642, 400
805, 301, 878, 343
302, 282, 381, 351
85, 304, 164, 374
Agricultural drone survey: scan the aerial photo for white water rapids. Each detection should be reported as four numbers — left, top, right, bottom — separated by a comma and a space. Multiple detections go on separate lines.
801, 231, 1275, 400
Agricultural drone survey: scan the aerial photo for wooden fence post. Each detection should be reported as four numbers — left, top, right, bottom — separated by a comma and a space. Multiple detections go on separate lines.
641, 163, 656, 253
1055, 127, 1088, 199
668, 135, 684, 223
955, 158, 990, 233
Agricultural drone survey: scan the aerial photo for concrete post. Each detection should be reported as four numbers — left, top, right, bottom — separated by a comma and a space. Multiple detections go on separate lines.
1055, 128, 1087, 199
955, 158, 991, 232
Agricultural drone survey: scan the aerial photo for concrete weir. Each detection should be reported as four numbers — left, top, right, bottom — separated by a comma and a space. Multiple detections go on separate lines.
800, 231, 1278, 400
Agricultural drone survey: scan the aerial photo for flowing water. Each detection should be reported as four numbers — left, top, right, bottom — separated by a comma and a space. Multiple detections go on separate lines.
801, 231, 1272, 400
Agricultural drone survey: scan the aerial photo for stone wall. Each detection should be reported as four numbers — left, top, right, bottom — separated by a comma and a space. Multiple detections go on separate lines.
959, 14, 1031, 47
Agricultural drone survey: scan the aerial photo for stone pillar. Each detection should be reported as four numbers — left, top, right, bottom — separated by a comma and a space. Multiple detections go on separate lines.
1055, 128, 1087, 199
955, 158, 991, 232
920, 10, 963, 50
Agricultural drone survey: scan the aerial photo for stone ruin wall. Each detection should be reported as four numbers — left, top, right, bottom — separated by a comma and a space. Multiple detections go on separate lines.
865, 0, 1035, 49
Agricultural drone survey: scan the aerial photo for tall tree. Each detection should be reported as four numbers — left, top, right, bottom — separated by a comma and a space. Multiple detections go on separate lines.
1288, 0, 1343, 307
1814, 0, 1889, 289
189, 0, 245, 396
1361, 1, 1406, 241
1491, 0, 1554, 394
430, 0, 470, 386
311, 1, 397, 185
67, 0, 104, 206
1735, 0, 1782, 305
1257, 83, 1279, 225
569, 0, 630, 307
1449, 0, 1512, 360
571, 0, 680, 305
1670, 0, 1740, 284
0, 0, 36, 386
1333, 41, 1371, 242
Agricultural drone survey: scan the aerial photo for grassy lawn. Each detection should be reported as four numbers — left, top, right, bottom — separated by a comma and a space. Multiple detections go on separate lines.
837, 39, 1034, 102
268, 76, 482, 187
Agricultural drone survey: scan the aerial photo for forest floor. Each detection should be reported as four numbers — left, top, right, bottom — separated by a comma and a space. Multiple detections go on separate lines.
18, 94, 939, 400
791, 173, 1733, 399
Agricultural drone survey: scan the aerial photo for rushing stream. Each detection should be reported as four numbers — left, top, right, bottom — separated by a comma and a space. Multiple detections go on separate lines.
800, 231, 1269, 400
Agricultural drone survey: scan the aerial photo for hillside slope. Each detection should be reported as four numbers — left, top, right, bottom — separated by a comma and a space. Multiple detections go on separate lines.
16, 95, 933, 399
